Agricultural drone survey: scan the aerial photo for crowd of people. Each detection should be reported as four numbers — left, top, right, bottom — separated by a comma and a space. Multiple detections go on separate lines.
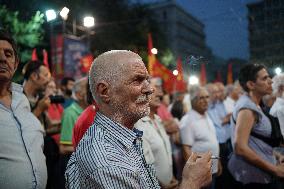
0, 29, 284, 189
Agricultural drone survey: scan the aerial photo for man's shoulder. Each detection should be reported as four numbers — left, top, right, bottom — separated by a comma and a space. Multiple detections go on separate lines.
76, 125, 131, 169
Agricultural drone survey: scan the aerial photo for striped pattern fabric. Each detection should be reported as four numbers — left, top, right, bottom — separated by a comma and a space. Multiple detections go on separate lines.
65, 112, 160, 189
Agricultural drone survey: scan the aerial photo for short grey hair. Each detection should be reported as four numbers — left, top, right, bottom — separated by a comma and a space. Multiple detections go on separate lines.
88, 50, 142, 102
225, 80, 240, 96
189, 85, 206, 104
272, 73, 284, 94
72, 77, 87, 99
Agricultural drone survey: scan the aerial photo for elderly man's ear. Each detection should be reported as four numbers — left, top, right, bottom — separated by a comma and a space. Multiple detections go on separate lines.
97, 82, 110, 103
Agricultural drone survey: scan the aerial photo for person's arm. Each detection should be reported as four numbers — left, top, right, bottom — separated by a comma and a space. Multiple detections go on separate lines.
221, 113, 232, 125
182, 145, 192, 161
33, 96, 50, 118
234, 109, 284, 177
59, 144, 74, 155
163, 119, 179, 134
179, 152, 212, 189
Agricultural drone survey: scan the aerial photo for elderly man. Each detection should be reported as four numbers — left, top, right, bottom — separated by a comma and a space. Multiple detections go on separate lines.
65, 50, 212, 189
59, 77, 88, 188
206, 82, 232, 189
270, 73, 284, 138
223, 81, 242, 114
180, 86, 220, 189
0, 30, 47, 188
135, 77, 178, 188
60, 77, 88, 154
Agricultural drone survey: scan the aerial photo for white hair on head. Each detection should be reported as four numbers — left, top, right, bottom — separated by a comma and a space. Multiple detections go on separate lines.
189, 85, 206, 102
225, 84, 234, 96
88, 50, 142, 102
272, 73, 284, 94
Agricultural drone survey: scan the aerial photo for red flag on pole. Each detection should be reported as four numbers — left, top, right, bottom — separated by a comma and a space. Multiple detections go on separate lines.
227, 63, 233, 84
214, 70, 222, 83
31, 48, 38, 61
176, 57, 186, 92
42, 49, 49, 69
147, 33, 156, 76
199, 63, 207, 86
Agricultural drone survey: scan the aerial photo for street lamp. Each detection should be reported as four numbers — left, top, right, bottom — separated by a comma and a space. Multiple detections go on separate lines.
173, 69, 178, 76
189, 75, 199, 85
60, 7, 69, 20
275, 67, 282, 75
60, 7, 69, 33
151, 48, 158, 55
83, 16, 95, 28
45, 9, 57, 22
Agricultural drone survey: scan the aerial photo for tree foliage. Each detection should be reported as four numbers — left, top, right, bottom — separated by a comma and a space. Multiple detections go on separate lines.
0, 5, 45, 62
0, 5, 45, 81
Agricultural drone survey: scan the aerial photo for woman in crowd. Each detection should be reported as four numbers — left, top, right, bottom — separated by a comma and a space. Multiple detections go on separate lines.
228, 63, 284, 189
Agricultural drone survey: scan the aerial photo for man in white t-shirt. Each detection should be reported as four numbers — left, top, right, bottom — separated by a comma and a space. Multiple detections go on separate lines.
135, 77, 178, 188
180, 86, 220, 189
223, 81, 242, 114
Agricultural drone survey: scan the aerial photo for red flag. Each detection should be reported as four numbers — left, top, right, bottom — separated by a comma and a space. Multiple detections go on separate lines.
147, 33, 177, 93
80, 54, 94, 74
214, 70, 222, 83
31, 48, 38, 61
199, 63, 207, 86
42, 49, 49, 69
147, 33, 156, 76
227, 63, 233, 84
176, 57, 186, 92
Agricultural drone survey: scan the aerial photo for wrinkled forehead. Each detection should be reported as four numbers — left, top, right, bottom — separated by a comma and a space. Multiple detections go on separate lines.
0, 40, 14, 51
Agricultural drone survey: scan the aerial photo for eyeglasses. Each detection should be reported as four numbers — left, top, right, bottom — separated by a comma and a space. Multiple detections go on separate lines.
198, 95, 209, 101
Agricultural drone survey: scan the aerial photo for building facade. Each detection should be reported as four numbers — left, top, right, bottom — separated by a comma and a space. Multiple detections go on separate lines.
148, 0, 212, 66
247, 0, 284, 69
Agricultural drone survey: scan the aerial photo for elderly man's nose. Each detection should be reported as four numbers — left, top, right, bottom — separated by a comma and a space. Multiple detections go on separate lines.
143, 84, 154, 96
0, 51, 6, 60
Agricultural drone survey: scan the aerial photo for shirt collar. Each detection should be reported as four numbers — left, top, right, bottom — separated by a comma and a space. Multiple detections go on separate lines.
140, 115, 159, 123
191, 109, 206, 119
95, 112, 139, 150
11, 82, 23, 93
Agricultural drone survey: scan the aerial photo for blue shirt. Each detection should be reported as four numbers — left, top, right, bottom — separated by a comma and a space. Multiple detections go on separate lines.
65, 112, 160, 189
207, 101, 231, 143
0, 83, 47, 189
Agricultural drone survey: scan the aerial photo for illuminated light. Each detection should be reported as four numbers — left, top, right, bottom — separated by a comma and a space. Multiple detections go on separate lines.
45, 9, 57, 22
275, 67, 282, 75
173, 70, 179, 76
60, 7, 69, 20
151, 48, 158, 55
189, 75, 199, 85
83, 16, 95, 27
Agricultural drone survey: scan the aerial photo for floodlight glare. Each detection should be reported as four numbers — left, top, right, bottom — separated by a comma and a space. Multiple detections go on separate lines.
83, 16, 95, 27
60, 7, 69, 20
189, 75, 199, 85
151, 48, 158, 55
275, 67, 282, 75
173, 70, 179, 76
45, 9, 57, 22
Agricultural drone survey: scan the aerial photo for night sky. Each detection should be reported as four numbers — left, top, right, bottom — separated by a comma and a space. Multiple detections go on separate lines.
144, 0, 262, 60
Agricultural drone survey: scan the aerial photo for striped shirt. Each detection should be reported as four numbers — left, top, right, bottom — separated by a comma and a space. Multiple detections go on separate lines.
65, 112, 160, 189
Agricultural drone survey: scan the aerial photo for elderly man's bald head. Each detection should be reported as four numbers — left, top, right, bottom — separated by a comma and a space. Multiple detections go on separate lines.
89, 50, 144, 101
